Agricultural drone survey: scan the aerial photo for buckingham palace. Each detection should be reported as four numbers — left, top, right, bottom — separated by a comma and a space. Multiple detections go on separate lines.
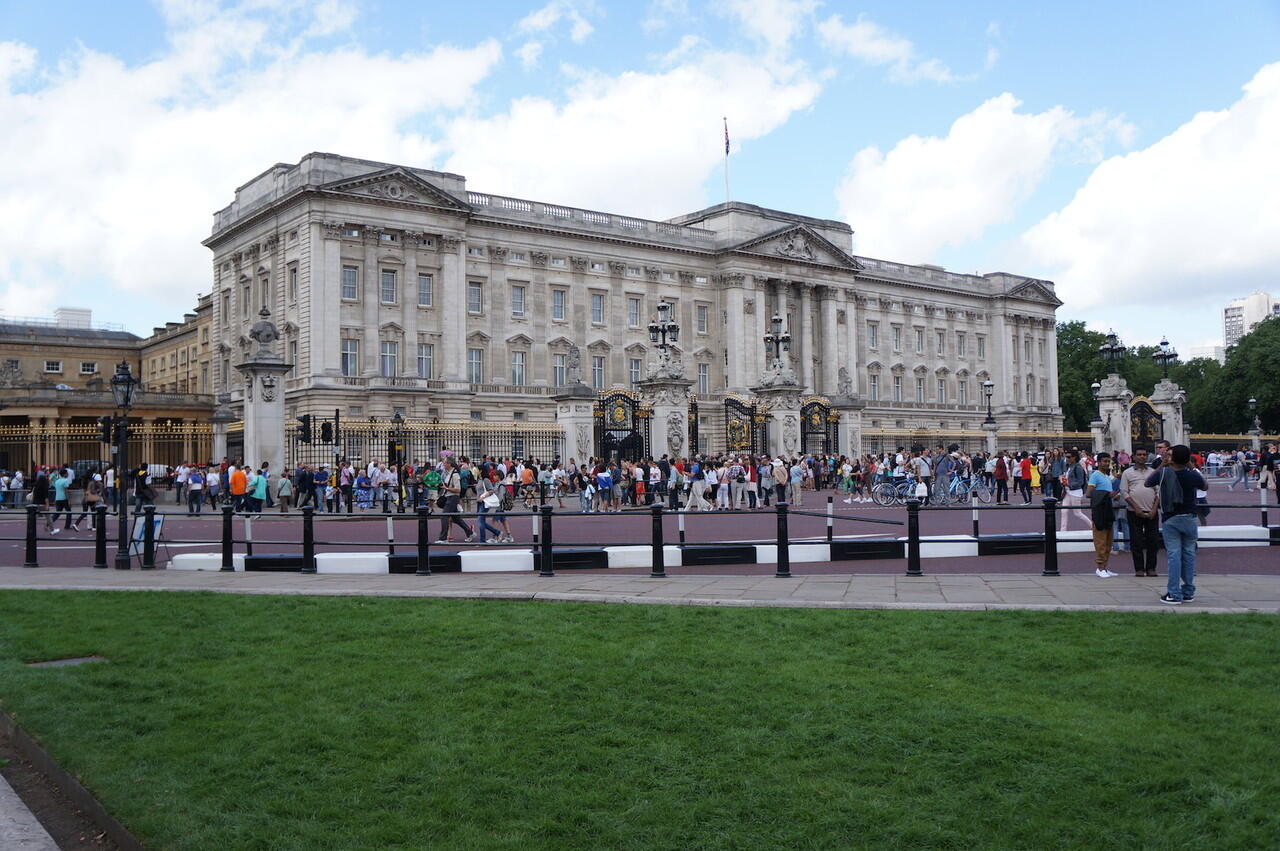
204, 152, 1063, 462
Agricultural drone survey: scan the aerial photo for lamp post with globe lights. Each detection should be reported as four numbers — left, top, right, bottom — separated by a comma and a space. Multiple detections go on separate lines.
1153, 336, 1178, 379
110, 362, 139, 570
762, 312, 792, 372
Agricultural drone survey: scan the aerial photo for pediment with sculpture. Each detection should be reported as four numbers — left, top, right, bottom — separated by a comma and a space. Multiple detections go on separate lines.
728, 225, 863, 271
321, 167, 470, 213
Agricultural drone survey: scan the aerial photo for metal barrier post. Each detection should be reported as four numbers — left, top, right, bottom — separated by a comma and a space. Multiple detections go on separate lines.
301, 506, 316, 573
416, 506, 432, 575
93, 504, 108, 568
905, 498, 923, 577
141, 505, 156, 569
386, 516, 396, 556
971, 506, 980, 538
382, 488, 390, 514
220, 505, 234, 571
1042, 497, 1060, 577
23, 504, 38, 568
775, 502, 791, 578
538, 504, 555, 577
244, 515, 254, 557
650, 504, 666, 578
678, 511, 686, 545
826, 495, 834, 543
1261, 486, 1269, 529
531, 509, 539, 545
397, 483, 405, 514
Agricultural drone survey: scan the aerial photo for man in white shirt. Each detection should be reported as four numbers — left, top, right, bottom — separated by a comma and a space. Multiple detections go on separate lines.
175, 463, 191, 504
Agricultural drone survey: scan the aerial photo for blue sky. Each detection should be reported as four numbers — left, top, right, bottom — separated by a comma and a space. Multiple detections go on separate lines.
2, 0, 1278, 352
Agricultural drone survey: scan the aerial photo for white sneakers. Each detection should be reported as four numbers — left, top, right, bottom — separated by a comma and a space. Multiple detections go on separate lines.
1095, 567, 1117, 578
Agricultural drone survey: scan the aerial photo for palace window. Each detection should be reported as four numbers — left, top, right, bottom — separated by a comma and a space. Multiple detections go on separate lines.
289, 341, 297, 377
629, 358, 641, 388
915, 328, 924, 354
697, 363, 709, 396
591, 356, 605, 390
915, 377, 925, 402
467, 281, 483, 314
977, 335, 986, 358
627, 297, 641, 328
243, 285, 251, 315
80, 362, 97, 375
867, 322, 878, 349
869, 374, 879, 401
511, 251, 526, 261
1038, 339, 1046, 362
417, 273, 433, 307
1026, 376, 1035, 405
956, 331, 966, 357
551, 256, 566, 267
1040, 378, 1048, 404
892, 326, 902, 351
417, 343, 434, 379
552, 289, 566, 321
467, 348, 484, 384
380, 270, 397, 304
1024, 338, 1033, 362
696, 304, 709, 334
379, 341, 398, 377
288, 265, 298, 302
341, 266, 359, 301
552, 353, 566, 387
591, 293, 605, 324
44, 360, 62, 373
467, 246, 483, 256
936, 378, 946, 404
626, 266, 640, 277
893, 375, 903, 402
511, 285, 526, 317
958, 380, 968, 405
591, 262, 605, 272
936, 330, 945, 356
511, 350, 526, 386
340, 339, 358, 376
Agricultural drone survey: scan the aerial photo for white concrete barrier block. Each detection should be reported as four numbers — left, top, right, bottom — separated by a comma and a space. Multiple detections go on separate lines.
1197, 525, 1269, 548
754, 544, 831, 564
168, 553, 245, 571
897, 535, 979, 559
460, 549, 535, 572
1055, 529, 1094, 554
604, 545, 682, 568
315, 552, 389, 574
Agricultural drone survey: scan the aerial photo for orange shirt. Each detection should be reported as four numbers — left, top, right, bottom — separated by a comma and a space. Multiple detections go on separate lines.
230, 469, 247, 495
520, 467, 534, 484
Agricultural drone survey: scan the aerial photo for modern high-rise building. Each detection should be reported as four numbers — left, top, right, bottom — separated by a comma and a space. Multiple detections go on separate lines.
1223, 291, 1279, 347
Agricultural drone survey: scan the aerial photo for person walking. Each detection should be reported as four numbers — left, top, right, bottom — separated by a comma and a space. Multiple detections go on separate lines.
47, 468, 74, 534
72, 470, 103, 531
1148, 445, 1208, 604
1059, 449, 1091, 531
993, 452, 1009, 505
1225, 446, 1252, 491
186, 466, 205, 516
1119, 447, 1159, 576
275, 472, 292, 514
436, 461, 475, 542
1086, 452, 1120, 578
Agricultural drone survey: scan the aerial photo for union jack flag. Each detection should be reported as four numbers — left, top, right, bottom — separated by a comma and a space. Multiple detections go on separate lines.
723, 117, 730, 155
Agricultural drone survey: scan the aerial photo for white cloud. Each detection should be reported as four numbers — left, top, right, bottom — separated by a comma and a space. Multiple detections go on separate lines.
836, 93, 1133, 262
443, 50, 822, 218
516, 41, 544, 69
641, 0, 690, 34
722, 0, 819, 55
1021, 62, 1280, 312
517, 1, 596, 44
0, 2, 501, 326
817, 13, 957, 83
657, 34, 704, 65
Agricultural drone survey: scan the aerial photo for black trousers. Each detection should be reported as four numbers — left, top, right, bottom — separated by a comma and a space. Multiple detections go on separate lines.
996, 480, 1008, 503
1127, 511, 1160, 574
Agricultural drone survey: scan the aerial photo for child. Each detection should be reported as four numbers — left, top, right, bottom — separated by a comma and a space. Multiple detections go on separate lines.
580, 480, 595, 513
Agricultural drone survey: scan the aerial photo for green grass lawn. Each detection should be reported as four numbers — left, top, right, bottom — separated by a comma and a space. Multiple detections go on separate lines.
0, 592, 1277, 850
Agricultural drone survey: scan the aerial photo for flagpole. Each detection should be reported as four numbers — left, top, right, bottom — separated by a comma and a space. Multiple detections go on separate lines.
723, 116, 731, 203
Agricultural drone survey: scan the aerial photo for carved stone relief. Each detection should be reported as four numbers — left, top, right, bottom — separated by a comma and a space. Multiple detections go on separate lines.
570, 256, 588, 272
667, 411, 685, 455
531, 251, 548, 267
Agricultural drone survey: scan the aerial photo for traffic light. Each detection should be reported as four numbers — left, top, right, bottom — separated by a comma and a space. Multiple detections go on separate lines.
298, 414, 313, 444
319, 420, 334, 443
98, 415, 114, 443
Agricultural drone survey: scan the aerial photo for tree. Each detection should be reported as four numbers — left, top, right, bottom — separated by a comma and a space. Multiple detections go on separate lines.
1055, 321, 1106, 430
1215, 316, 1280, 433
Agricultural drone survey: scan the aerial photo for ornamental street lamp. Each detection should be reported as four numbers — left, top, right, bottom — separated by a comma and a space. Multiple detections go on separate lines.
1153, 336, 1178, 379
1091, 381, 1103, 422
647, 300, 680, 349
1098, 329, 1125, 369
982, 379, 995, 426
109, 361, 139, 570
391, 410, 406, 512
1249, 397, 1261, 432
762, 312, 792, 368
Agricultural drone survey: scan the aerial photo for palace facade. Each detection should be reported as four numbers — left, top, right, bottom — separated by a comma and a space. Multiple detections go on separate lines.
204, 152, 1063, 457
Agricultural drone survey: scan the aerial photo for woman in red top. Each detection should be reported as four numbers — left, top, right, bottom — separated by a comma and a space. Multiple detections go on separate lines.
1019, 454, 1034, 503
994, 452, 1009, 505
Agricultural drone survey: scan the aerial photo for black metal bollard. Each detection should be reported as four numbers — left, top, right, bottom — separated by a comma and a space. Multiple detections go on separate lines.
416, 506, 432, 576
382, 488, 390, 514
220, 505, 234, 571
141, 505, 156, 569
775, 502, 791, 578
301, 506, 316, 573
538, 503, 555, 577
93, 504, 108, 568
905, 498, 923, 577
397, 484, 405, 514
23, 504, 38, 568
650, 504, 666, 578
826, 495, 834, 543
1042, 497, 1060, 577
972, 505, 980, 539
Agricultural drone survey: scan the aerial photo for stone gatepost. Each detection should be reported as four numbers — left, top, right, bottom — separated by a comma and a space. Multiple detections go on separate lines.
210, 394, 236, 463
753, 386, 803, 458
638, 377, 693, 461
984, 422, 999, 455
831, 371, 864, 458
1094, 373, 1133, 455
234, 309, 292, 478
1149, 378, 1187, 446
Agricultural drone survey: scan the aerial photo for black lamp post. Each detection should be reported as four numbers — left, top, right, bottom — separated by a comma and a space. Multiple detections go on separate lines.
647, 300, 680, 350
110, 362, 138, 570
1249, 397, 1261, 432
982, 379, 995, 426
1098, 329, 1125, 369
391, 410, 406, 512
762, 312, 792, 368
1091, 381, 1102, 422
1153, 336, 1178, 379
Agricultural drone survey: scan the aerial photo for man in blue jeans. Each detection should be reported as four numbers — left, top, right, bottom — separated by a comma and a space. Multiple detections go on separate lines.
1146, 444, 1207, 605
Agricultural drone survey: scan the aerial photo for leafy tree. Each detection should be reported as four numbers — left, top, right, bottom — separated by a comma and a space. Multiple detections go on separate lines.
1215, 316, 1280, 433
1055, 321, 1106, 430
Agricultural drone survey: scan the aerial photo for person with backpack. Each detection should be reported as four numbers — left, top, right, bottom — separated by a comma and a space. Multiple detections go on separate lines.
186, 466, 205, 515
72, 470, 103, 531
436, 460, 475, 543
1147, 445, 1208, 605
476, 473, 513, 543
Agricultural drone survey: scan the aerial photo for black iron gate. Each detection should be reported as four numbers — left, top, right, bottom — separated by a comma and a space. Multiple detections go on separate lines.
1130, 399, 1164, 450
688, 396, 699, 457
724, 396, 758, 454
801, 399, 839, 455
594, 390, 651, 460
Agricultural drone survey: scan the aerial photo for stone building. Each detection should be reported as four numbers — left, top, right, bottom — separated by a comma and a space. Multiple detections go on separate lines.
139, 293, 214, 395
204, 152, 1063, 459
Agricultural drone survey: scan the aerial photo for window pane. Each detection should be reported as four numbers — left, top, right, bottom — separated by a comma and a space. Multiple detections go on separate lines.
629, 358, 641, 388
591, 356, 605, 389
380, 270, 396, 303
512, 285, 525, 315
511, 350, 526, 385
342, 266, 359, 300
869, 374, 879, 401
553, 353, 566, 387
417, 343, 433, 379
417, 273, 433, 307
867, 322, 878, 348
591, 294, 604, 323
552, 290, 565, 320
340, 340, 358, 376
467, 282, 483, 313
627, 298, 640, 327
696, 305, 708, 333
467, 348, 484, 383
697, 363, 709, 395
379, 341, 398, 377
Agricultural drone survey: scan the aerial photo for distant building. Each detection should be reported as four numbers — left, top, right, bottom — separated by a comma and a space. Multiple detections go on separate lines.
1187, 345, 1226, 365
1223, 291, 1279, 347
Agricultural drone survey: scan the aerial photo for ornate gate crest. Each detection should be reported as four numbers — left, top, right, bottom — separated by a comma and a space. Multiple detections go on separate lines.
801, 397, 839, 455
593, 389, 651, 460
1129, 398, 1164, 449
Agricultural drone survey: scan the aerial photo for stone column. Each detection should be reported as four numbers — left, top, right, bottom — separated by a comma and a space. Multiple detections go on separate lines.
403, 248, 419, 378
1149, 378, 1187, 447
821, 287, 839, 395
553, 383, 597, 464
798, 283, 814, 392
723, 277, 746, 391
235, 309, 292, 478
991, 311, 1011, 413
211, 395, 236, 463
753, 386, 802, 459
984, 421, 999, 455
844, 292, 860, 396
361, 232, 379, 375
316, 223, 342, 375
1095, 373, 1133, 455
748, 276, 769, 389
835, 400, 864, 458
638, 377, 693, 460
440, 235, 466, 382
